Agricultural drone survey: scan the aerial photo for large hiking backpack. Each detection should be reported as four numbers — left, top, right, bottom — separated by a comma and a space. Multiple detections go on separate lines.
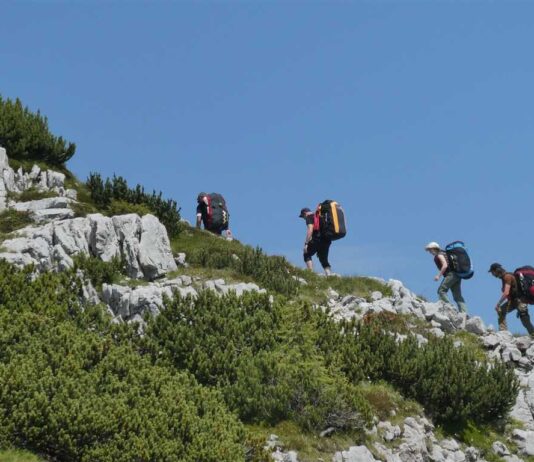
513, 266, 534, 304
315, 200, 346, 241
204, 193, 229, 231
445, 241, 474, 279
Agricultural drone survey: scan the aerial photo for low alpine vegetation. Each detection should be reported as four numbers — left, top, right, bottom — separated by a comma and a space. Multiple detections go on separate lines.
86, 172, 182, 237
0, 261, 255, 462
144, 291, 518, 431
0, 209, 34, 235
0, 95, 75, 166
144, 291, 372, 431
315, 313, 519, 425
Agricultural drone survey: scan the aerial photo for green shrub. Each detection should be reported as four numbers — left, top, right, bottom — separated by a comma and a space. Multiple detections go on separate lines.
86, 173, 181, 237
0, 449, 42, 462
70, 201, 98, 218
0, 96, 75, 166
9, 188, 56, 203
187, 246, 300, 296
107, 199, 152, 217
316, 314, 519, 425
144, 291, 371, 431
0, 261, 247, 462
73, 254, 124, 289
0, 210, 33, 234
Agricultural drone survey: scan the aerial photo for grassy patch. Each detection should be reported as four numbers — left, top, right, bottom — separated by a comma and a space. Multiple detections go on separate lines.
296, 270, 392, 304
451, 331, 487, 361
436, 420, 532, 462
171, 226, 248, 257
107, 199, 152, 217
0, 449, 42, 462
9, 188, 57, 203
0, 209, 33, 235
70, 201, 98, 218
247, 421, 364, 462
8, 158, 51, 173
358, 382, 422, 424
171, 226, 392, 301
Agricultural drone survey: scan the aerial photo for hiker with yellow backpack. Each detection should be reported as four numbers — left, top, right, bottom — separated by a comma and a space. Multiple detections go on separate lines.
299, 200, 346, 276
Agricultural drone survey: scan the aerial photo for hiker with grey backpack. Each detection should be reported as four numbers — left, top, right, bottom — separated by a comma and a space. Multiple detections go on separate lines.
425, 241, 473, 313
196, 192, 232, 239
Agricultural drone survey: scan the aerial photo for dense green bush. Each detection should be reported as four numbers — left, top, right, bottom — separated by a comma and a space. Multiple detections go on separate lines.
86, 173, 182, 237
0, 261, 250, 461
0, 96, 75, 166
73, 254, 124, 289
315, 313, 519, 425
144, 291, 371, 431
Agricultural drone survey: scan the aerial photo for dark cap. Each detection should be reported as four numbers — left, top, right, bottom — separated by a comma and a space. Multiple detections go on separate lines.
299, 207, 311, 218
197, 192, 207, 202
488, 262, 503, 273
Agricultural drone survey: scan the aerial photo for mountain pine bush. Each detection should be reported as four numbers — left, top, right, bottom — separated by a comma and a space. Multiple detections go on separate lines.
0, 261, 250, 461
86, 172, 182, 237
315, 313, 519, 425
144, 291, 371, 431
0, 95, 75, 166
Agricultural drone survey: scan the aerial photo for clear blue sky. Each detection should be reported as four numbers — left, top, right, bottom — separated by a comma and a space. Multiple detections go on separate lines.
2, 1, 533, 332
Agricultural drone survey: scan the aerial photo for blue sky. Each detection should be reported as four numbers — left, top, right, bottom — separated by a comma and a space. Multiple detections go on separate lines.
1, 1, 534, 332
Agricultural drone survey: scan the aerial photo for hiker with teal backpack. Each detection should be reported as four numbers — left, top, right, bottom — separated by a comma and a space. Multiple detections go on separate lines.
299, 200, 346, 276
425, 241, 473, 313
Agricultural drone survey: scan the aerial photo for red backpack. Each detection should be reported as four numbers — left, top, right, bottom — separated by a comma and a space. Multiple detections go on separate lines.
514, 266, 534, 304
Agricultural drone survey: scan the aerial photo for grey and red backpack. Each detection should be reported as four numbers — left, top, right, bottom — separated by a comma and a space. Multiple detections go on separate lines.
514, 266, 534, 304
200, 193, 229, 231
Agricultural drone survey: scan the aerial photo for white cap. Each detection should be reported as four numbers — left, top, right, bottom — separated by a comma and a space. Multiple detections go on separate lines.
425, 242, 440, 251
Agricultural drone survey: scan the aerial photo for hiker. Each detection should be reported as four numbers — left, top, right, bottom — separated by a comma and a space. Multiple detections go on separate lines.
300, 207, 333, 276
196, 192, 231, 238
488, 263, 534, 336
425, 242, 468, 313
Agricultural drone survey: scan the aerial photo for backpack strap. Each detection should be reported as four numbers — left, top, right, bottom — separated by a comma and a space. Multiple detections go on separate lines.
206, 194, 212, 228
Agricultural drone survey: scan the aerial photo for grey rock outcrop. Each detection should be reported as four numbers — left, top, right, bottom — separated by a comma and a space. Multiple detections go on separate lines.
0, 213, 177, 281
335, 416, 494, 462
333, 446, 377, 462
138, 214, 177, 279
102, 279, 197, 323
100, 276, 267, 324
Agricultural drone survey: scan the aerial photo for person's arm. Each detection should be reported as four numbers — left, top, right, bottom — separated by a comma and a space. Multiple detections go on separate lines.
303, 224, 314, 252
495, 283, 511, 311
196, 213, 202, 229
434, 254, 448, 281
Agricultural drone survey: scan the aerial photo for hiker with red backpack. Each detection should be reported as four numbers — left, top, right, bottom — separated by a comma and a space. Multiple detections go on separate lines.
299, 200, 346, 276
425, 241, 472, 313
196, 192, 231, 238
488, 263, 534, 336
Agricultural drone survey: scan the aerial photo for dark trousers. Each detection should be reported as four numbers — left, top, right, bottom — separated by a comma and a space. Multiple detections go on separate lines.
304, 238, 331, 269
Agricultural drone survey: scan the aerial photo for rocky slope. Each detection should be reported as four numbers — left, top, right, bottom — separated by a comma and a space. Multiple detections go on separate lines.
0, 147, 533, 462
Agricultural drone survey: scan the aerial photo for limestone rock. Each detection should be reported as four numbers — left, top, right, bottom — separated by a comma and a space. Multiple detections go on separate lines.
333, 446, 377, 462
465, 316, 487, 335
138, 214, 177, 280
88, 214, 120, 262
